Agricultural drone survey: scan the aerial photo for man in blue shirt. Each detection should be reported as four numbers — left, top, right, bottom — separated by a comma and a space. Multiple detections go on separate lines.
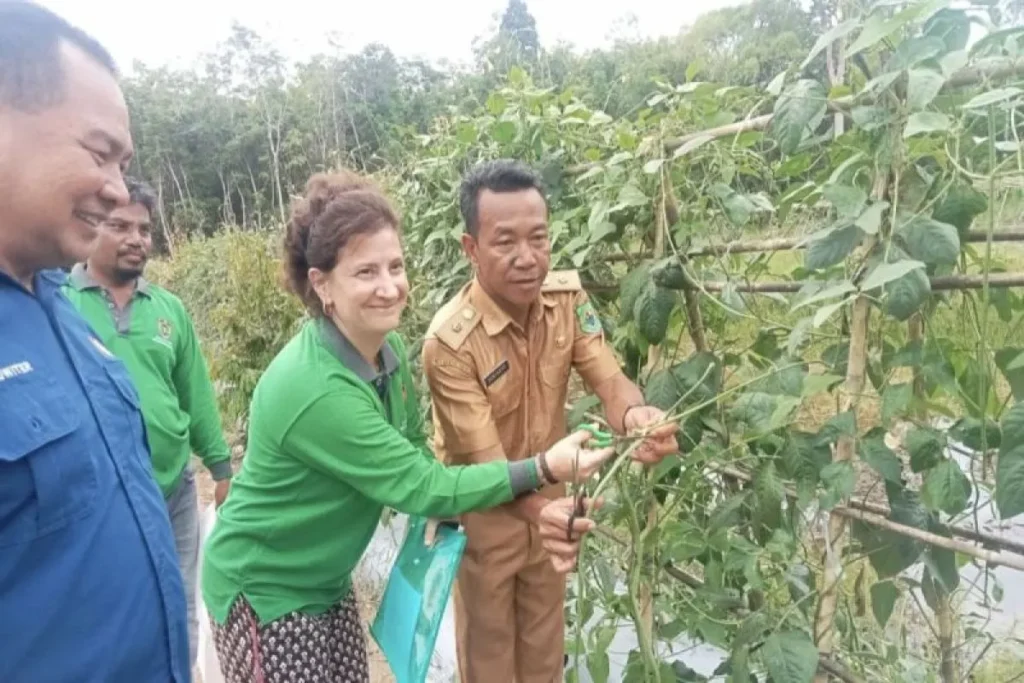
0, 4, 189, 682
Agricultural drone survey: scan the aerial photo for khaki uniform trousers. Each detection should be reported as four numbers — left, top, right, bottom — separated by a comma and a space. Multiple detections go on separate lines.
454, 506, 565, 683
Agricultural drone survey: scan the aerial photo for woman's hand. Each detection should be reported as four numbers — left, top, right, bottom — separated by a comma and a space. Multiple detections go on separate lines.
542, 429, 616, 483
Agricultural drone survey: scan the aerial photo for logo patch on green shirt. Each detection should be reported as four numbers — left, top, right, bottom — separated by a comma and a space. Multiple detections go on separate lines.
158, 318, 173, 341
575, 300, 601, 335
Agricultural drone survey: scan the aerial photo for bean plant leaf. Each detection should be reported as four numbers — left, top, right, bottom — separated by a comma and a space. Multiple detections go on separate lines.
820, 460, 856, 510
898, 217, 961, 266
873, 246, 932, 321
904, 112, 951, 138
871, 581, 901, 628
772, 79, 827, 155
932, 184, 988, 235
806, 224, 864, 270
860, 428, 903, 483
881, 382, 914, 424
926, 8, 972, 51
907, 68, 946, 110
644, 369, 680, 411
634, 283, 675, 345
996, 402, 1024, 519
824, 184, 867, 220
949, 417, 1001, 451
906, 426, 945, 473
854, 487, 930, 578
619, 262, 653, 322
855, 201, 889, 235
491, 120, 517, 143
884, 36, 946, 72
995, 348, 1024, 402
921, 459, 972, 516
761, 630, 818, 683
673, 351, 723, 405
963, 87, 1023, 110
852, 105, 893, 132
861, 259, 926, 292
801, 19, 859, 70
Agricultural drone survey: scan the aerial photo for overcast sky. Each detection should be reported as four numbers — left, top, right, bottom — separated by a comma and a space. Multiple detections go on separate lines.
38, 0, 748, 73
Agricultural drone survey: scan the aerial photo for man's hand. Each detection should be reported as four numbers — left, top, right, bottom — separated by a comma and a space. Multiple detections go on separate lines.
537, 497, 603, 574
624, 406, 678, 465
214, 479, 231, 508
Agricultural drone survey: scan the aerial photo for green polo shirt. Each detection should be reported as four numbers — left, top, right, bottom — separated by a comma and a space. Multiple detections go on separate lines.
201, 318, 516, 625
62, 264, 232, 496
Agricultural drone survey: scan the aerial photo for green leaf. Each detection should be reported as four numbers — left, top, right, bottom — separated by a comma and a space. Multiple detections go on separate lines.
907, 427, 945, 473
619, 263, 652, 322
871, 582, 901, 628
904, 112, 952, 138
855, 201, 889, 235
852, 105, 893, 132
643, 158, 664, 174
814, 301, 846, 328
925, 8, 971, 52
824, 184, 868, 220
766, 70, 787, 97
806, 224, 864, 270
861, 259, 926, 292
672, 351, 723, 405
644, 369, 680, 411
854, 487, 929, 578
491, 120, 517, 143
772, 80, 827, 155
820, 461, 856, 510
816, 410, 857, 446
762, 630, 818, 683
793, 281, 856, 312
802, 19, 859, 71
634, 283, 675, 345
587, 651, 609, 683
997, 402, 1024, 519
884, 35, 946, 71
882, 382, 914, 423
898, 217, 961, 266
907, 68, 946, 110
995, 348, 1024, 402
731, 392, 783, 434
486, 92, 507, 115
567, 395, 601, 430
932, 184, 988, 235
781, 431, 831, 483
847, 12, 908, 57
949, 417, 1001, 451
874, 247, 932, 321
963, 87, 1023, 110
860, 428, 903, 483
616, 182, 648, 208
922, 459, 972, 516
662, 520, 707, 563
754, 461, 785, 533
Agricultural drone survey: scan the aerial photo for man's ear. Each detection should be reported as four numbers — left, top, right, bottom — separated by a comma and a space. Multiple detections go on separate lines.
460, 233, 479, 269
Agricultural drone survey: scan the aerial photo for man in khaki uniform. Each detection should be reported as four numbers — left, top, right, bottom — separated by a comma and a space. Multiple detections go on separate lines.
423, 160, 678, 683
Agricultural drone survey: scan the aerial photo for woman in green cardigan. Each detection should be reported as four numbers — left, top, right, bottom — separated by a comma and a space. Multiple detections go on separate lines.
201, 171, 614, 683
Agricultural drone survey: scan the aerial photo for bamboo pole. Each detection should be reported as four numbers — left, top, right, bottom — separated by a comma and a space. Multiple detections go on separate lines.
583, 272, 1024, 295
599, 229, 1024, 263
711, 464, 1024, 571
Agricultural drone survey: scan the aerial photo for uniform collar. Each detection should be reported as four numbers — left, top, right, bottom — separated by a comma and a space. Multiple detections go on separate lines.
316, 318, 399, 383
469, 276, 557, 337
69, 262, 151, 297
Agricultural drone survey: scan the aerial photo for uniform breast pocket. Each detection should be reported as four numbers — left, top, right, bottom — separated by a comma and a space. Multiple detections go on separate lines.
0, 377, 94, 547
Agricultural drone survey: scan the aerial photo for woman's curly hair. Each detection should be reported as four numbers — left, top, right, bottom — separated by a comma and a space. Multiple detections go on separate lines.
282, 171, 399, 316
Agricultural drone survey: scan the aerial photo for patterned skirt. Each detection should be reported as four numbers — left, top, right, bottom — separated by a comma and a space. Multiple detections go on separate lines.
210, 592, 370, 683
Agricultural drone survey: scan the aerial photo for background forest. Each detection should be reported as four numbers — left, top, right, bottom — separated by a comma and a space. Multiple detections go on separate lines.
133, 0, 1024, 681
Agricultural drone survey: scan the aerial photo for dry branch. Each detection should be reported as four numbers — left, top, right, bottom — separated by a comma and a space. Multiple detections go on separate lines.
600, 229, 1024, 263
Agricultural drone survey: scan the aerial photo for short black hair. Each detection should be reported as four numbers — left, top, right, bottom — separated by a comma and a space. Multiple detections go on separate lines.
0, 2, 117, 112
459, 159, 547, 236
125, 177, 157, 219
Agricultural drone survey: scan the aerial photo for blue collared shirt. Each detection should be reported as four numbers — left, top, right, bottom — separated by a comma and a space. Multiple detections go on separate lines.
0, 269, 188, 682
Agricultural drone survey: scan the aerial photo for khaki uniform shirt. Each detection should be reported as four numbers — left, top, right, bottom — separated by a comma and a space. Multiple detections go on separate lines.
422, 271, 621, 467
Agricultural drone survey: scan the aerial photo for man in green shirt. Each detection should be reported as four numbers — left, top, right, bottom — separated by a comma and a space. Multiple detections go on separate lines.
62, 177, 232, 670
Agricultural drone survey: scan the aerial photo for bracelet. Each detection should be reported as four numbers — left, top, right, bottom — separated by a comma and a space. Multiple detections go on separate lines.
537, 451, 557, 485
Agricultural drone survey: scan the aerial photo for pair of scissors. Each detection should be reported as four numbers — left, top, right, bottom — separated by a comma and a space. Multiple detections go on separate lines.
566, 423, 613, 540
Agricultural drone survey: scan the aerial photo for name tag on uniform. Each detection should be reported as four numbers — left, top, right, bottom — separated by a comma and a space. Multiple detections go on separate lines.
483, 360, 510, 387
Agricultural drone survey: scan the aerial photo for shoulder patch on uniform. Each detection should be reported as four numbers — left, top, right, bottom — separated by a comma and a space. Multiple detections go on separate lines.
541, 270, 582, 292
432, 304, 482, 351
575, 298, 602, 335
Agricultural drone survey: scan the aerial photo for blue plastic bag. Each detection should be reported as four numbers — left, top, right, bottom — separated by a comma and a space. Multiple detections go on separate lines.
370, 516, 466, 683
